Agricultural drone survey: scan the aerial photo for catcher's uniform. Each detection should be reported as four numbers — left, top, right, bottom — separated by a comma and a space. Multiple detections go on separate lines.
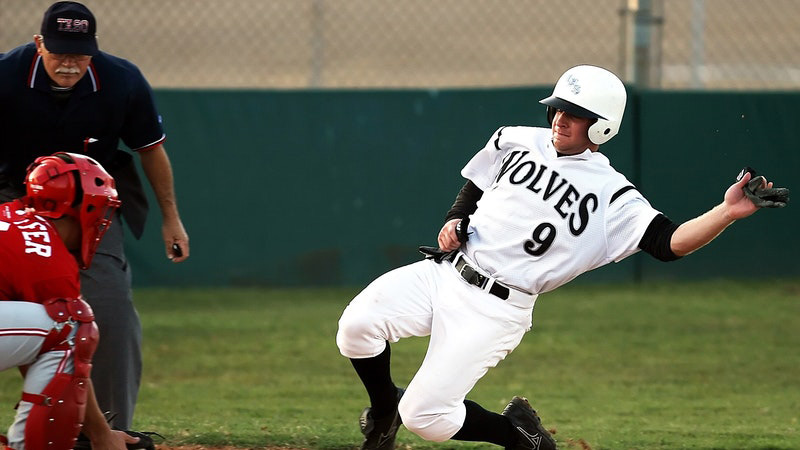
0, 201, 81, 449
337, 126, 660, 440
0, 201, 80, 300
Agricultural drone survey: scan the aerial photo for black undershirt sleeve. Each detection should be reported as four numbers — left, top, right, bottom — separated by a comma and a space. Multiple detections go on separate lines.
445, 180, 483, 222
638, 213, 682, 262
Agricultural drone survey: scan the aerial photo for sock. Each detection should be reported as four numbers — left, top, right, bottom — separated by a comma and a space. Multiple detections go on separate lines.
350, 341, 398, 419
451, 399, 516, 447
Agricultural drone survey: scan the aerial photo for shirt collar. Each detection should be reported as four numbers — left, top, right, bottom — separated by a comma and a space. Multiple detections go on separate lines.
546, 140, 596, 160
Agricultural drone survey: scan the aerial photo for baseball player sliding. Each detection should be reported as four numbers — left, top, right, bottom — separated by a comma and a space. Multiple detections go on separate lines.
336, 65, 789, 450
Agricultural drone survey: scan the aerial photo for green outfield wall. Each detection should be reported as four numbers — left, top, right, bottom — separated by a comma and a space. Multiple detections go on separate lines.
123, 88, 799, 287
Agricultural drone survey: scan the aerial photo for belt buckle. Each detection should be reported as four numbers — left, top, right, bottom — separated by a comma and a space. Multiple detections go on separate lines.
459, 263, 487, 288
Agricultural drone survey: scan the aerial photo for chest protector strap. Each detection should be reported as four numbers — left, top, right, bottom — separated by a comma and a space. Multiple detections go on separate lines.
22, 297, 99, 450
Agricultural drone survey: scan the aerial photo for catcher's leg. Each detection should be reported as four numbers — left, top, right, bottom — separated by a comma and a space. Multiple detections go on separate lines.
0, 302, 58, 449
6, 298, 98, 450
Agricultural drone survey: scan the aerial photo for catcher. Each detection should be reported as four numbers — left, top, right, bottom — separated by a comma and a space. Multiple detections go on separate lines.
0, 153, 155, 450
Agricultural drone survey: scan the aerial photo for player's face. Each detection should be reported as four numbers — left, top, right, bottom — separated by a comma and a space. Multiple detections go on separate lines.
550, 110, 598, 154
35, 37, 92, 88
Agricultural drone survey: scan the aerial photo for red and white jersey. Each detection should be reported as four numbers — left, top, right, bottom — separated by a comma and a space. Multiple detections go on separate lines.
461, 126, 661, 294
0, 200, 80, 302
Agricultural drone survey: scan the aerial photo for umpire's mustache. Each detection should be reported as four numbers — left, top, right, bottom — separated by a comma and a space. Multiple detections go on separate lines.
55, 67, 81, 74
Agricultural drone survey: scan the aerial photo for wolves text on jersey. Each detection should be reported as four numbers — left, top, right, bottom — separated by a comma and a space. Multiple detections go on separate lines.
495, 150, 599, 255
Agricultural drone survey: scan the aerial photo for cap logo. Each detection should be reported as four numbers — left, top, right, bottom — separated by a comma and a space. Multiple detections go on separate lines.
567, 74, 581, 95
56, 18, 91, 33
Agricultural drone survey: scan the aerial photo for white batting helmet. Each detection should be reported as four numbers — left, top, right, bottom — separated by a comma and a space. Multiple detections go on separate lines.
540, 65, 627, 145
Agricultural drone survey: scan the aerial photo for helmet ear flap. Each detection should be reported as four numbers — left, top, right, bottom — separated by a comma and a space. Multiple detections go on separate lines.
587, 119, 618, 145
23, 156, 79, 219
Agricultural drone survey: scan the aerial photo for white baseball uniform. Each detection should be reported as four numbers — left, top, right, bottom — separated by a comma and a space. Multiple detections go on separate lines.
337, 126, 660, 441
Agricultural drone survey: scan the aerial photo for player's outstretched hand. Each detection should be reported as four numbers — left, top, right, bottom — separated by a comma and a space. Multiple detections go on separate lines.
725, 167, 790, 220
723, 169, 791, 220
724, 171, 762, 220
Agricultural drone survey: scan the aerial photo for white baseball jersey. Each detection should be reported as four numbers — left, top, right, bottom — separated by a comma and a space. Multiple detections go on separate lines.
461, 126, 660, 294
337, 125, 662, 441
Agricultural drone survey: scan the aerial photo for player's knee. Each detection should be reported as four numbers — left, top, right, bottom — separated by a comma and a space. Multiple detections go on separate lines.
398, 395, 460, 442
336, 309, 380, 358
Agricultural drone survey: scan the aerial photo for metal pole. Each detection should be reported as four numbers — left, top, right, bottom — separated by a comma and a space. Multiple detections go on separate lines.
647, 0, 664, 88
621, 0, 663, 88
690, 0, 706, 88
634, 0, 652, 86
310, 0, 325, 88
619, 0, 638, 83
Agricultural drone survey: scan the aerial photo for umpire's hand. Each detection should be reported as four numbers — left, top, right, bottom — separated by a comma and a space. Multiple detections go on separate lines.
163, 218, 189, 263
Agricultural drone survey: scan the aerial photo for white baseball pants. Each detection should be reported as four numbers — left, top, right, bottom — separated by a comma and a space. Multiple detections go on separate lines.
337, 259, 534, 441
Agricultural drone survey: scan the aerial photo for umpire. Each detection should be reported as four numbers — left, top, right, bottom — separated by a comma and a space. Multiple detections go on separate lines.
0, 1, 190, 430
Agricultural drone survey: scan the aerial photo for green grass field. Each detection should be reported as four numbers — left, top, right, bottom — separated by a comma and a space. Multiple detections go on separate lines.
1, 280, 798, 449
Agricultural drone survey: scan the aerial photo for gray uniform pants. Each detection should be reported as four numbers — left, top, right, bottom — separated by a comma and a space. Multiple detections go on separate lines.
79, 215, 142, 429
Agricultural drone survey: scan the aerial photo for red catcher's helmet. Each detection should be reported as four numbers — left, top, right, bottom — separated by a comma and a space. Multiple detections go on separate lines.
23, 152, 121, 269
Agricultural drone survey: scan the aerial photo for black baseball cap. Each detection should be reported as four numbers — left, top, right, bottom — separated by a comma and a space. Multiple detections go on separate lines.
40, 1, 98, 56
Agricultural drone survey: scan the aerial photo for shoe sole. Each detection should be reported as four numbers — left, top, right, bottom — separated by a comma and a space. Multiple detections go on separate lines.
506, 396, 557, 450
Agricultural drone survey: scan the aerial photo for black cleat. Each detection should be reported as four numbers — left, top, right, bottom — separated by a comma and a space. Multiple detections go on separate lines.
501, 396, 557, 450
358, 388, 405, 450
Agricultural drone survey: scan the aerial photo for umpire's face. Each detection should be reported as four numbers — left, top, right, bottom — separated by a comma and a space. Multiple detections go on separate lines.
35, 35, 92, 89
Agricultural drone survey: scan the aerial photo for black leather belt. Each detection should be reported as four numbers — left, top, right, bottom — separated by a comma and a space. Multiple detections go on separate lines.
454, 256, 510, 300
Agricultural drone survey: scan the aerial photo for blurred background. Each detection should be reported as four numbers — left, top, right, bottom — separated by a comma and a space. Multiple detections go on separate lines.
2, 0, 798, 287
5, 0, 800, 89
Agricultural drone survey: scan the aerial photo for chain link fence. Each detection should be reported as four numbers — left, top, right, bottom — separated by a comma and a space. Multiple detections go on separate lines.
3, 0, 799, 90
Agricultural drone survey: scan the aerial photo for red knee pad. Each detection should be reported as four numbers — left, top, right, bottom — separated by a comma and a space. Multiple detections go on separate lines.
23, 373, 85, 450
42, 297, 95, 324
22, 298, 99, 450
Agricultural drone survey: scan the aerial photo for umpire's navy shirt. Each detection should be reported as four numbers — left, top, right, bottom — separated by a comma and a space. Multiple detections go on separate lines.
0, 42, 165, 191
